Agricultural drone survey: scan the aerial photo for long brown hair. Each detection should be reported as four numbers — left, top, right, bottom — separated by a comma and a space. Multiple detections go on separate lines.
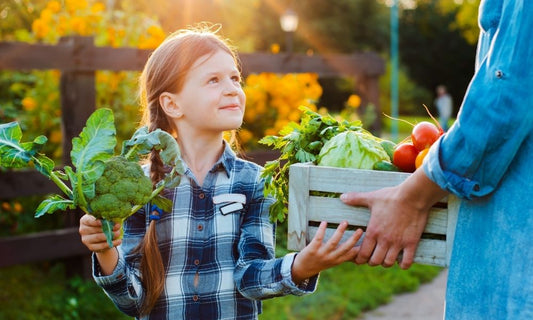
135, 25, 239, 316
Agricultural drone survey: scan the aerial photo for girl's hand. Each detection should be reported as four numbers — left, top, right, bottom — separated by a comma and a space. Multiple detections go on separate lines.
291, 221, 363, 284
79, 214, 122, 253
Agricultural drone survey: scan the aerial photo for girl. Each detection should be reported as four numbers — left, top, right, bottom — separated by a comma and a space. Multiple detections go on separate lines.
79, 25, 362, 320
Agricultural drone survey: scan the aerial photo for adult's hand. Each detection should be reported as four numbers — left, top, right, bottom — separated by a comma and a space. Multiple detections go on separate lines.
340, 169, 448, 269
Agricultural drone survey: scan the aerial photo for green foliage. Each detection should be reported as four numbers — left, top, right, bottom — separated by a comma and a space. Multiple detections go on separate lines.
259, 107, 363, 222
0, 263, 132, 320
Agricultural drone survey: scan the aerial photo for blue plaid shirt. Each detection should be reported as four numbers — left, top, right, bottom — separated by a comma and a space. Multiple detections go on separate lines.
93, 143, 317, 319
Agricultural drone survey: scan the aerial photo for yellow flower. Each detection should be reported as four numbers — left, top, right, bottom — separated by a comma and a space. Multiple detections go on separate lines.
346, 94, 362, 109
1, 202, 11, 211
49, 130, 62, 143
32, 18, 49, 39
40, 8, 54, 23
70, 16, 88, 35
13, 202, 23, 213
270, 43, 280, 54
46, 1, 62, 13
237, 128, 253, 144
22, 97, 37, 111
91, 2, 106, 14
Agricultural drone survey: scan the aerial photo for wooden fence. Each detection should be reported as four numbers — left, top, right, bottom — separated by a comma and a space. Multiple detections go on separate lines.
0, 36, 384, 275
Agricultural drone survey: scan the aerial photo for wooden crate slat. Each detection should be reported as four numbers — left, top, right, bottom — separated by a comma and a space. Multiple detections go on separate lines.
307, 226, 446, 266
287, 164, 311, 251
307, 196, 449, 235
307, 164, 410, 193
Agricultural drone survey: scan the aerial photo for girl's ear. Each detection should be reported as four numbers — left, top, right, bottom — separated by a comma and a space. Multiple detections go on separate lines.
159, 92, 183, 119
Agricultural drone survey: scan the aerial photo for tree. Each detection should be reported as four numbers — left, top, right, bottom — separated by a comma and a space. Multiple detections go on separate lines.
398, 0, 478, 115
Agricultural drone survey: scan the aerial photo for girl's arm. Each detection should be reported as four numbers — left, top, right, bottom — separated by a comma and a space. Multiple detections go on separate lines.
79, 211, 147, 317
79, 214, 121, 274
234, 186, 362, 299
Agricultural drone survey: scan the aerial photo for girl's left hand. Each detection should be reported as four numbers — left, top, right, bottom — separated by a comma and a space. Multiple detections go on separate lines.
290, 221, 363, 284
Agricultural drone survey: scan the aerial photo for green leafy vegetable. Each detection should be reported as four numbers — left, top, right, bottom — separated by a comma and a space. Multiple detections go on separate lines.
0, 108, 183, 247
317, 131, 389, 169
259, 106, 363, 222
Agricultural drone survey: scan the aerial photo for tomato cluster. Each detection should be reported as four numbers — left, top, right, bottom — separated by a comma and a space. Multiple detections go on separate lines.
392, 121, 443, 172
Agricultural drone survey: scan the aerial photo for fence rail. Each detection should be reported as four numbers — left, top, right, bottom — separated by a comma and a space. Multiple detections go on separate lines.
0, 36, 384, 273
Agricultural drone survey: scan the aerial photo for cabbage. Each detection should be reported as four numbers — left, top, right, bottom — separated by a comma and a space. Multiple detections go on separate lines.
317, 131, 389, 169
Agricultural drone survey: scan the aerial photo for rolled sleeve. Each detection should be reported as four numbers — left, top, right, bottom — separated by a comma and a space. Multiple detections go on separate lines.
92, 247, 144, 317
280, 252, 319, 294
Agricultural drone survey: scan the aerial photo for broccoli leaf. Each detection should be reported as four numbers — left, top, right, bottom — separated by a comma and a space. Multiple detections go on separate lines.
0, 122, 55, 176
34, 195, 75, 218
70, 108, 117, 208
121, 127, 182, 170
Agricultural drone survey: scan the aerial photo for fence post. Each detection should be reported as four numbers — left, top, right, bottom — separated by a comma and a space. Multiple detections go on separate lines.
59, 36, 96, 278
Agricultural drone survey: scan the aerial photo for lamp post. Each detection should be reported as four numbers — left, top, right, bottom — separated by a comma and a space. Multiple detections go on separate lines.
280, 8, 299, 54
390, 0, 399, 141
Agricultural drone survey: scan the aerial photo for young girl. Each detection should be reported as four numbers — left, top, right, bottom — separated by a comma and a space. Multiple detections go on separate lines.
79, 25, 362, 320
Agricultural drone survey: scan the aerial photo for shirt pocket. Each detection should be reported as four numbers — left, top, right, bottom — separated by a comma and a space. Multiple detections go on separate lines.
213, 193, 247, 234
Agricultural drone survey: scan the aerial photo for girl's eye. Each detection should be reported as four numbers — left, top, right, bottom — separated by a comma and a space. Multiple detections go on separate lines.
232, 76, 242, 85
208, 77, 219, 84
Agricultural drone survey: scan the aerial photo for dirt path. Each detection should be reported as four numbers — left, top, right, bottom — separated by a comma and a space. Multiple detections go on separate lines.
358, 268, 448, 320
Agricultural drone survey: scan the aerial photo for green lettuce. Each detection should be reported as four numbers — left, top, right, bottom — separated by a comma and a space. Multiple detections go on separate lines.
317, 131, 390, 170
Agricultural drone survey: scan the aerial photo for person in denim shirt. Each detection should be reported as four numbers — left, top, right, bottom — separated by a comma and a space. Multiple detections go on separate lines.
79, 25, 362, 320
341, 1, 532, 319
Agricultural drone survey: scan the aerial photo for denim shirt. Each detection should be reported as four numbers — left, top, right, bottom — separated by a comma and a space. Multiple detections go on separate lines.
92, 143, 317, 320
423, 1, 533, 319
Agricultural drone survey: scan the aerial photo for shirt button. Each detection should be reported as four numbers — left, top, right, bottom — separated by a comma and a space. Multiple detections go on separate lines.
194, 259, 200, 265
198, 193, 205, 199
193, 295, 199, 302
495, 70, 503, 78
197, 224, 203, 231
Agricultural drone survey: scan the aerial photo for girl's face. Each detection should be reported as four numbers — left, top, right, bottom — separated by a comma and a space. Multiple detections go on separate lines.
170, 49, 245, 136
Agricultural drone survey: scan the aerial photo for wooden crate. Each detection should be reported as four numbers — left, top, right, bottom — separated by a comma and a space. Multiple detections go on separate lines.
287, 163, 459, 267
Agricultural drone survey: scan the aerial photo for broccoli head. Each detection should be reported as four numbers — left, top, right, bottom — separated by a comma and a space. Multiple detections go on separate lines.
89, 156, 153, 222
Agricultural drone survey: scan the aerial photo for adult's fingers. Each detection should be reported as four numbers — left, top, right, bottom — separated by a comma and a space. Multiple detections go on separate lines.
355, 236, 377, 264
340, 191, 370, 207
382, 245, 403, 268
368, 243, 388, 267
398, 245, 416, 269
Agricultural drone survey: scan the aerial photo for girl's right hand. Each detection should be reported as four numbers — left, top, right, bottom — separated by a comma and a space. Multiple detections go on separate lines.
79, 214, 122, 252
290, 221, 363, 284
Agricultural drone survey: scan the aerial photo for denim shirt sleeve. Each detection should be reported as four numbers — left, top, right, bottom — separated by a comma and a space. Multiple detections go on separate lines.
423, 1, 533, 200
234, 185, 318, 300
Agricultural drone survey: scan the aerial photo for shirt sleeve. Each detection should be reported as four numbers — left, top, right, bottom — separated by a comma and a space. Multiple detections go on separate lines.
423, 1, 533, 200
92, 206, 148, 317
234, 183, 318, 300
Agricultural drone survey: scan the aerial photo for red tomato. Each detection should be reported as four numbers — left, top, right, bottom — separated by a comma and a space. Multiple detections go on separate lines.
411, 121, 441, 151
393, 143, 419, 173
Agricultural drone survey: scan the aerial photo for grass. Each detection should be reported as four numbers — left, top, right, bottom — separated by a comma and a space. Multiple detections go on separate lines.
0, 262, 132, 320
0, 246, 441, 320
